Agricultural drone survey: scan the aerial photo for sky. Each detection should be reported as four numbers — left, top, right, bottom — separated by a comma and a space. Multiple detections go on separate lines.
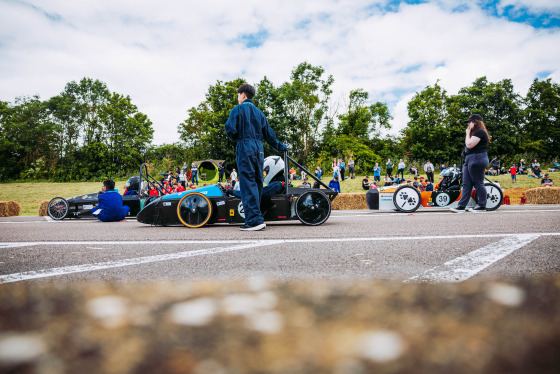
1, 0, 559, 144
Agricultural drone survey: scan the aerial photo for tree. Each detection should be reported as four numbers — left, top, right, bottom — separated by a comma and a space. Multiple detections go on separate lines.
401, 82, 456, 163
524, 78, 560, 159
448, 77, 524, 159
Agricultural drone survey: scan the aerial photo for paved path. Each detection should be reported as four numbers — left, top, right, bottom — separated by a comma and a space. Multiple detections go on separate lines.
1, 205, 559, 283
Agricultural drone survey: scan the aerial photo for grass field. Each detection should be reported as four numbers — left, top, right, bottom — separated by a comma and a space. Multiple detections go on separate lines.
0, 173, 553, 216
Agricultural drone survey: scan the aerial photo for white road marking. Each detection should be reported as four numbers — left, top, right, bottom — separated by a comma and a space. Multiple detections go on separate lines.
407, 234, 541, 283
330, 208, 560, 218
1, 233, 558, 284
0, 240, 282, 284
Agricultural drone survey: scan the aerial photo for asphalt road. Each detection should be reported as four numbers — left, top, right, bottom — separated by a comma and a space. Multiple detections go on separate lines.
1, 205, 559, 284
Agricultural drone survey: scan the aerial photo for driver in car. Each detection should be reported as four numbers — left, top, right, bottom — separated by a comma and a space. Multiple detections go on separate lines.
91, 179, 130, 222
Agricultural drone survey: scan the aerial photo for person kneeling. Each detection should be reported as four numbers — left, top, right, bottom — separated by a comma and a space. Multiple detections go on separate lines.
91, 179, 130, 222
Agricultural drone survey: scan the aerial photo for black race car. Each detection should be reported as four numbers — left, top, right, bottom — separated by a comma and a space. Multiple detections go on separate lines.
136, 152, 338, 227
46, 165, 167, 220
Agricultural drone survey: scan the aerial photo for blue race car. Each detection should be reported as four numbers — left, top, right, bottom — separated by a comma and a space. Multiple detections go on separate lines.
136, 152, 338, 227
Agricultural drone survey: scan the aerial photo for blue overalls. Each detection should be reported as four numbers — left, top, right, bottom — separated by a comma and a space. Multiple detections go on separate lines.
225, 99, 286, 227
91, 189, 130, 222
191, 166, 198, 185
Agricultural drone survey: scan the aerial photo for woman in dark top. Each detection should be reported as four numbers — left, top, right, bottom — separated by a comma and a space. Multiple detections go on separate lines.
451, 114, 489, 213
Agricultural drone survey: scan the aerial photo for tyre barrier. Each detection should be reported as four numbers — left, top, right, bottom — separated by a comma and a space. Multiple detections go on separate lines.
0, 201, 21, 217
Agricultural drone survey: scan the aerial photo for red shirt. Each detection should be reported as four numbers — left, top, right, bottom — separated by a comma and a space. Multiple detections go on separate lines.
175, 185, 186, 193
149, 189, 159, 196
510, 167, 517, 176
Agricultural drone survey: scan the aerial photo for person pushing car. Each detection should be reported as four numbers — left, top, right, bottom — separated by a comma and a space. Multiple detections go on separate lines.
225, 84, 286, 231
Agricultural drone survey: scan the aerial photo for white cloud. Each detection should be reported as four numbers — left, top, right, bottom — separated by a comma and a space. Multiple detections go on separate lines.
1, 0, 559, 144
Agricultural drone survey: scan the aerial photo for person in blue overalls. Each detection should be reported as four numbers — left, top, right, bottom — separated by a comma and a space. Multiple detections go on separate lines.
91, 179, 130, 222
225, 84, 286, 231
191, 163, 198, 185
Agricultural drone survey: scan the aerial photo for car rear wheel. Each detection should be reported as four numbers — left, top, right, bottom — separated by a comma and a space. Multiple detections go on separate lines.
295, 191, 331, 226
47, 197, 69, 220
393, 185, 421, 213
475, 183, 503, 211
177, 193, 213, 228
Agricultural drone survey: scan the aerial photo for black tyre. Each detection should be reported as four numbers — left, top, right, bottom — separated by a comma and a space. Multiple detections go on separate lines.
393, 185, 421, 213
295, 191, 331, 226
177, 193, 212, 228
475, 183, 503, 211
47, 197, 69, 220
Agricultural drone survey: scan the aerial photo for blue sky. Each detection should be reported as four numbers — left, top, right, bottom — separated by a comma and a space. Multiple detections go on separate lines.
1, 0, 559, 144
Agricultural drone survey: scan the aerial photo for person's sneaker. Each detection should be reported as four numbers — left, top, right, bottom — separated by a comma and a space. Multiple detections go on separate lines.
240, 223, 266, 231
450, 206, 466, 213
469, 205, 486, 212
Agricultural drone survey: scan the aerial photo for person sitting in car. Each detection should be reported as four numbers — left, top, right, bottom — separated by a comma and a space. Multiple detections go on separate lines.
91, 179, 130, 222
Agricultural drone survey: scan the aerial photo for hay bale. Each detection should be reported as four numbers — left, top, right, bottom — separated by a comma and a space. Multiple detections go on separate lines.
525, 187, 560, 204
331, 193, 368, 210
38, 200, 50, 216
0, 201, 21, 217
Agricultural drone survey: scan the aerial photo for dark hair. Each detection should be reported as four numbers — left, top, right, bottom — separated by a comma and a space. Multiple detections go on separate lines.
472, 119, 490, 139
237, 84, 255, 100
103, 179, 115, 190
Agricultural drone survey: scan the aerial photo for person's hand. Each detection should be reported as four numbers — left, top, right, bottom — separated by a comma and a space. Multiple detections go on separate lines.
280, 142, 288, 152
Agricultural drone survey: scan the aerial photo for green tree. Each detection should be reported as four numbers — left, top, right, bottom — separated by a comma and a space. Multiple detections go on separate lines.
401, 82, 457, 163
524, 78, 560, 159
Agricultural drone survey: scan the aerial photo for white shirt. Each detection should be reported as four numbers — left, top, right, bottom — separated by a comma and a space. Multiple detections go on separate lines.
230, 171, 237, 181
398, 161, 405, 169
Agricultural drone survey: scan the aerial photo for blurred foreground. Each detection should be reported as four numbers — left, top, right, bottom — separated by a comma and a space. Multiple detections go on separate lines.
1, 278, 559, 374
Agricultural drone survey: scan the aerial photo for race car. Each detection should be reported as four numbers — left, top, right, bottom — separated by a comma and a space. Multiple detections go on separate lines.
136, 152, 338, 227
46, 164, 168, 220
366, 166, 503, 213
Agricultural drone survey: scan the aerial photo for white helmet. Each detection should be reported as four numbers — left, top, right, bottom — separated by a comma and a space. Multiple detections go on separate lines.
263, 156, 285, 185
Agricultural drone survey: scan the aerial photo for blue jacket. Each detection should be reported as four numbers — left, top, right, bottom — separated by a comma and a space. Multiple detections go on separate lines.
329, 179, 341, 193
91, 189, 130, 222
225, 99, 286, 152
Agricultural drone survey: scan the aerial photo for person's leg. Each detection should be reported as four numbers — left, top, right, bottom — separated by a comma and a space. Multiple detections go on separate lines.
237, 140, 264, 228
457, 156, 473, 208
470, 153, 489, 207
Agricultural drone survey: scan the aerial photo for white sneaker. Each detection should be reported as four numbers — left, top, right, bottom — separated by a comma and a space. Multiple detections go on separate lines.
240, 223, 266, 231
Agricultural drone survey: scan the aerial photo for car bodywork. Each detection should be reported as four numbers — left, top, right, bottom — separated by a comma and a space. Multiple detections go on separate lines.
137, 152, 338, 227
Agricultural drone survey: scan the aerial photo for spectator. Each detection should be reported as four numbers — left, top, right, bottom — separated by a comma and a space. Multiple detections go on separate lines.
386, 158, 394, 177
409, 164, 418, 175
301, 168, 306, 181
191, 163, 199, 185
397, 159, 405, 180
370, 182, 378, 190
348, 157, 355, 179
218, 162, 225, 183
510, 164, 517, 184
490, 157, 500, 174
301, 177, 311, 188
362, 176, 371, 190
329, 176, 341, 193
533, 165, 543, 178
383, 175, 392, 186
373, 162, 381, 183
188, 182, 196, 190
173, 181, 185, 193
486, 167, 497, 176
338, 158, 346, 181
230, 168, 238, 183
182, 161, 188, 175
179, 170, 186, 188
91, 179, 130, 222
424, 160, 434, 183
552, 158, 560, 171
315, 166, 322, 180
541, 173, 554, 187
413, 176, 422, 190
289, 167, 297, 181
435, 176, 444, 190
312, 180, 321, 189
425, 180, 434, 191
419, 176, 427, 186
149, 185, 159, 196
233, 178, 241, 191
531, 159, 540, 173
518, 159, 526, 174
440, 163, 446, 173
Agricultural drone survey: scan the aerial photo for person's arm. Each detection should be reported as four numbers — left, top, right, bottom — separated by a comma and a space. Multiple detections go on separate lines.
261, 117, 286, 152
465, 126, 481, 149
224, 108, 239, 141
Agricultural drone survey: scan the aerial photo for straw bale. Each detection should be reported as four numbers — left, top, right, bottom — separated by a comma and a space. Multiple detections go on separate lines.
330, 193, 368, 210
525, 187, 560, 205
0, 201, 21, 217
38, 200, 50, 216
